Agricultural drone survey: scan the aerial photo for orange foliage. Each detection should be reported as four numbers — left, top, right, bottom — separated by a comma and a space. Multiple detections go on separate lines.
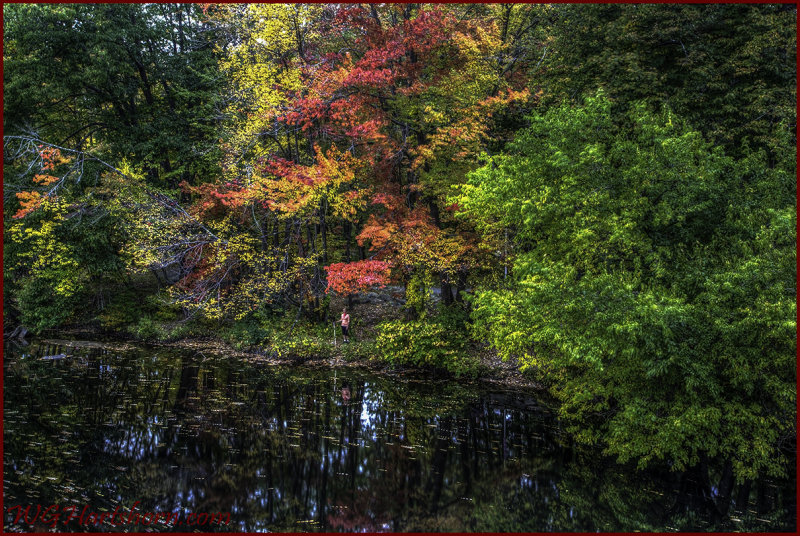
325, 259, 392, 294
14, 191, 45, 219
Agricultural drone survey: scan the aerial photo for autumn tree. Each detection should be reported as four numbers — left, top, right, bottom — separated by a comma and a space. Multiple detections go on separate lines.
153, 4, 540, 321
274, 4, 536, 312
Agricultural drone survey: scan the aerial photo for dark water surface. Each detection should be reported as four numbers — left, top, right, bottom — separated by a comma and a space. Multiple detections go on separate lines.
3, 340, 795, 532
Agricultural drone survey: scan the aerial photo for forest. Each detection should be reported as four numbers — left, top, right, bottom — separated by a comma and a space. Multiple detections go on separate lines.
3, 2, 796, 490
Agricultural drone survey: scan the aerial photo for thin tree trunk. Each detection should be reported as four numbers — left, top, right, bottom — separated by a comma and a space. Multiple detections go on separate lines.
455, 270, 467, 304
320, 199, 329, 265
441, 277, 454, 306
343, 220, 352, 263
716, 459, 735, 515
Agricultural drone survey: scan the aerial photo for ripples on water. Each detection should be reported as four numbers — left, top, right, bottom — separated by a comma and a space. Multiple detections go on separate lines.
3, 340, 795, 532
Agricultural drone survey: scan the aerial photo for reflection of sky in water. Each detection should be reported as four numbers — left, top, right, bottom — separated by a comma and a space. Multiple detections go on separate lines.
360, 384, 373, 427
3, 341, 796, 533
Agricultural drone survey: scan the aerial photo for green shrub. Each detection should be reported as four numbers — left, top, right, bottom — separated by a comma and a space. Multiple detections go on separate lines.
128, 315, 167, 341
98, 293, 141, 331
375, 309, 478, 377
405, 271, 434, 317
162, 316, 217, 340
220, 316, 270, 349
99, 288, 176, 332
269, 333, 334, 359
16, 276, 84, 332
339, 339, 376, 362
218, 310, 339, 358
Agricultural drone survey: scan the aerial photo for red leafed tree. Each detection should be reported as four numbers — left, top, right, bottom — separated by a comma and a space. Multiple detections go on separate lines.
325, 260, 391, 294
286, 5, 533, 309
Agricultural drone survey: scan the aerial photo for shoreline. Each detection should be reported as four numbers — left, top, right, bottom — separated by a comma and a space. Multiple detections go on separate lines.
32, 333, 546, 392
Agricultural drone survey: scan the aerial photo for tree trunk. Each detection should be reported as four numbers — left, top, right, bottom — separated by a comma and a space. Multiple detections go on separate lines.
716, 459, 736, 515
455, 270, 467, 304
734, 478, 752, 514
320, 199, 329, 265
343, 220, 352, 263
441, 277, 454, 306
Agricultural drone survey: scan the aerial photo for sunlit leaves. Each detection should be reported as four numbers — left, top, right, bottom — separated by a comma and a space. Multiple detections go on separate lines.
211, 3, 318, 173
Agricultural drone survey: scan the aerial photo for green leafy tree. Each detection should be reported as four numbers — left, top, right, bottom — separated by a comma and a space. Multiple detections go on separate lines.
541, 4, 796, 161
457, 93, 796, 481
3, 3, 222, 188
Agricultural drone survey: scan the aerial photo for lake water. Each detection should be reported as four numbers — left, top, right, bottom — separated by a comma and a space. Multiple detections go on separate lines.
3, 340, 795, 532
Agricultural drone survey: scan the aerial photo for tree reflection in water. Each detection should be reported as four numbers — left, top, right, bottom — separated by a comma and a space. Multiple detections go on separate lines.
4, 341, 796, 532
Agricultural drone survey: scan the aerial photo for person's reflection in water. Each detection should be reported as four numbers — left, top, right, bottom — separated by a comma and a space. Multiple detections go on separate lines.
341, 382, 351, 404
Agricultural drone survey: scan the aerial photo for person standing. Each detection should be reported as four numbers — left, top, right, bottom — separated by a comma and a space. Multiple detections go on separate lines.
340, 307, 351, 343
